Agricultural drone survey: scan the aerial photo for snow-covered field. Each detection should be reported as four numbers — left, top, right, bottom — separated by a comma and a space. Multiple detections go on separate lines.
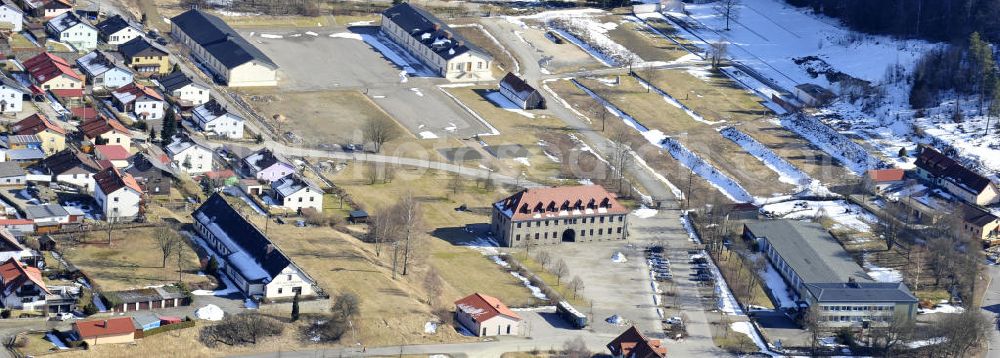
760, 199, 877, 232
775, 115, 884, 174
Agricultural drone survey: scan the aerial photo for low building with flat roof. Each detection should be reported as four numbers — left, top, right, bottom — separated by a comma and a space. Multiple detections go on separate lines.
743, 220, 917, 327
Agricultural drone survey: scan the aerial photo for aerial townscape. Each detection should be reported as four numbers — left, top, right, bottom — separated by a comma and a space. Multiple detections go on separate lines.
0, 0, 999, 357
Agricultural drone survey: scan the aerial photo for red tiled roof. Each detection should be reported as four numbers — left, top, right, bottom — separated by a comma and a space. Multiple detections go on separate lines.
50, 89, 85, 98
12, 113, 67, 136
94, 166, 142, 194
204, 169, 235, 180
95, 145, 130, 161
607, 326, 667, 358
0, 219, 34, 225
70, 106, 100, 121
0, 258, 50, 295
866, 169, 905, 183
74, 317, 135, 339
80, 115, 130, 139
113, 82, 164, 102
25, 52, 83, 84
454, 293, 521, 323
495, 185, 628, 221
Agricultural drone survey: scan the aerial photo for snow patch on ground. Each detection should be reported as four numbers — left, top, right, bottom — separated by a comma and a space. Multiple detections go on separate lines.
196, 304, 225, 321
424, 321, 438, 334
484, 91, 535, 118
611, 252, 627, 263
634, 75, 721, 125
513, 157, 531, 167
459, 236, 500, 255
329, 32, 435, 76
632, 207, 658, 219
719, 126, 813, 190
511, 271, 548, 300
761, 199, 876, 232
419, 131, 439, 139
730, 321, 775, 356
919, 301, 965, 314
862, 254, 903, 283
760, 260, 798, 308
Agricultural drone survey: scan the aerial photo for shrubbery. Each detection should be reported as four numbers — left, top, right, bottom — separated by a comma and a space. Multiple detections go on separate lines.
199, 313, 284, 347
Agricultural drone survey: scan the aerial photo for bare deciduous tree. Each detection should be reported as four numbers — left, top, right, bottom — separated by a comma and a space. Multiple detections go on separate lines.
802, 304, 823, 356
369, 205, 401, 258
332, 292, 361, 323
552, 259, 569, 286
561, 336, 591, 358
395, 192, 422, 276
362, 116, 400, 153
868, 313, 915, 357
714, 0, 741, 31
568, 276, 584, 298
154, 227, 181, 268
535, 251, 552, 267
423, 267, 444, 307
607, 129, 633, 193
709, 41, 728, 69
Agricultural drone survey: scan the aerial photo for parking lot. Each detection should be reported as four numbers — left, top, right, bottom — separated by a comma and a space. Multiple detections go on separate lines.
237, 27, 494, 139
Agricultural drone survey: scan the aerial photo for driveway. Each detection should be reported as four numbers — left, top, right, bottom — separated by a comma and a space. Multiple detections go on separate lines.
982, 264, 1000, 356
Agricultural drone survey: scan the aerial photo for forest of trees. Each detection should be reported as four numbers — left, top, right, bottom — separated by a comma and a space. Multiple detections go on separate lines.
783, 0, 1000, 42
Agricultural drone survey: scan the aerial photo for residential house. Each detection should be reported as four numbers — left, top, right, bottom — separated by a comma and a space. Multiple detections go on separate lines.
45, 12, 98, 51
192, 99, 244, 139
164, 136, 212, 174
93, 166, 143, 222
271, 174, 323, 213
0, 257, 48, 311
744, 220, 918, 327
23, 52, 84, 98
492, 185, 629, 247
126, 153, 174, 196
170, 9, 278, 87
96, 15, 142, 45
118, 36, 171, 76
3, 134, 40, 150
0, 76, 28, 114
0, 228, 35, 264
863, 169, 906, 194
11, 114, 66, 155
5, 148, 44, 165
80, 116, 131, 147
72, 317, 136, 345
24, 204, 70, 226
957, 203, 1000, 245
606, 326, 667, 358
0, 162, 25, 186
0, 219, 34, 235
498, 72, 544, 110
381, 3, 494, 81
156, 70, 210, 107
94, 144, 131, 168
914, 146, 999, 206
454, 293, 521, 337
111, 82, 165, 125
35, 148, 103, 191
0, 1, 24, 31
242, 147, 294, 182
75, 50, 135, 90
192, 193, 320, 299
17, 0, 70, 19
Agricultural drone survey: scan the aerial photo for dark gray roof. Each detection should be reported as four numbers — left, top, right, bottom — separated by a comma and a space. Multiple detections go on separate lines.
744, 220, 871, 284
118, 36, 169, 59
46, 11, 93, 34
96, 15, 137, 37
381, 3, 491, 61
170, 9, 277, 69
193, 193, 292, 282
0, 75, 28, 93
25, 204, 69, 219
915, 146, 994, 193
500, 72, 537, 101
0, 162, 24, 178
157, 70, 206, 92
805, 282, 917, 303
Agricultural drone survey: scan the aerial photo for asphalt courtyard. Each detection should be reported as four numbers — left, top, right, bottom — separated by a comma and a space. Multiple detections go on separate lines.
237, 26, 493, 139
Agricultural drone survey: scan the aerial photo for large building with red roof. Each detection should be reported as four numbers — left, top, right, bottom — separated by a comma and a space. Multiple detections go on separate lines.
491, 185, 629, 247
607, 326, 667, 358
454, 293, 522, 337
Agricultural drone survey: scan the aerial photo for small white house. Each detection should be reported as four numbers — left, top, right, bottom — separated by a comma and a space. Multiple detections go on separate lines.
157, 71, 210, 107
111, 82, 165, 121
165, 137, 213, 174
0, 2, 24, 32
270, 174, 323, 213
45, 12, 98, 51
96, 15, 142, 45
454, 293, 522, 337
76, 51, 135, 91
93, 166, 142, 222
193, 99, 244, 139
0, 76, 27, 115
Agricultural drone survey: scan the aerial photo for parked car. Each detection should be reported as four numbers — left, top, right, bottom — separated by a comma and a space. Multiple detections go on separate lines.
53, 312, 76, 321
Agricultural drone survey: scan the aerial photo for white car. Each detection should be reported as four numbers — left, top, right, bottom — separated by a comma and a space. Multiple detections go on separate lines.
53, 312, 76, 321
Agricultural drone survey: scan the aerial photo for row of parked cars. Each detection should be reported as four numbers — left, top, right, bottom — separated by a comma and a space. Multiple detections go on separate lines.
688, 251, 714, 283
646, 247, 673, 281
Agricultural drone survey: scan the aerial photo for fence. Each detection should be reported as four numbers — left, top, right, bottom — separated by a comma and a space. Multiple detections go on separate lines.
135, 319, 196, 339
257, 296, 331, 315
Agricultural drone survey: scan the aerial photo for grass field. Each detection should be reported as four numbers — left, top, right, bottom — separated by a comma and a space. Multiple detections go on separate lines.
514, 253, 588, 308
58, 227, 212, 292
12, 332, 61, 357
331, 164, 540, 308
604, 16, 688, 63
574, 76, 794, 198
451, 24, 518, 78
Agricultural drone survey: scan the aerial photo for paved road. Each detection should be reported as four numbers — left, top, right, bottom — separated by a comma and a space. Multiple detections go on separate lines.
480, 18, 679, 204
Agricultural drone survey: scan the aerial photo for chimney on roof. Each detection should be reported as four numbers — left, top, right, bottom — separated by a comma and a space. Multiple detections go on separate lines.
433, 23, 440, 31
266, 244, 275, 255
458, 40, 465, 47
444, 30, 452, 39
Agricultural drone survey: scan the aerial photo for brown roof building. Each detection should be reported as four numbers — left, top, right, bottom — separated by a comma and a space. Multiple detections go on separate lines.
607, 326, 667, 358
73, 317, 136, 345
491, 185, 629, 247
454, 293, 522, 337
914, 146, 999, 206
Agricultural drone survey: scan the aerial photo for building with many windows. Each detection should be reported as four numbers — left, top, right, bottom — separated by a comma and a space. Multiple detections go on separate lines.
743, 220, 917, 327
491, 185, 628, 247
380, 3, 493, 81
